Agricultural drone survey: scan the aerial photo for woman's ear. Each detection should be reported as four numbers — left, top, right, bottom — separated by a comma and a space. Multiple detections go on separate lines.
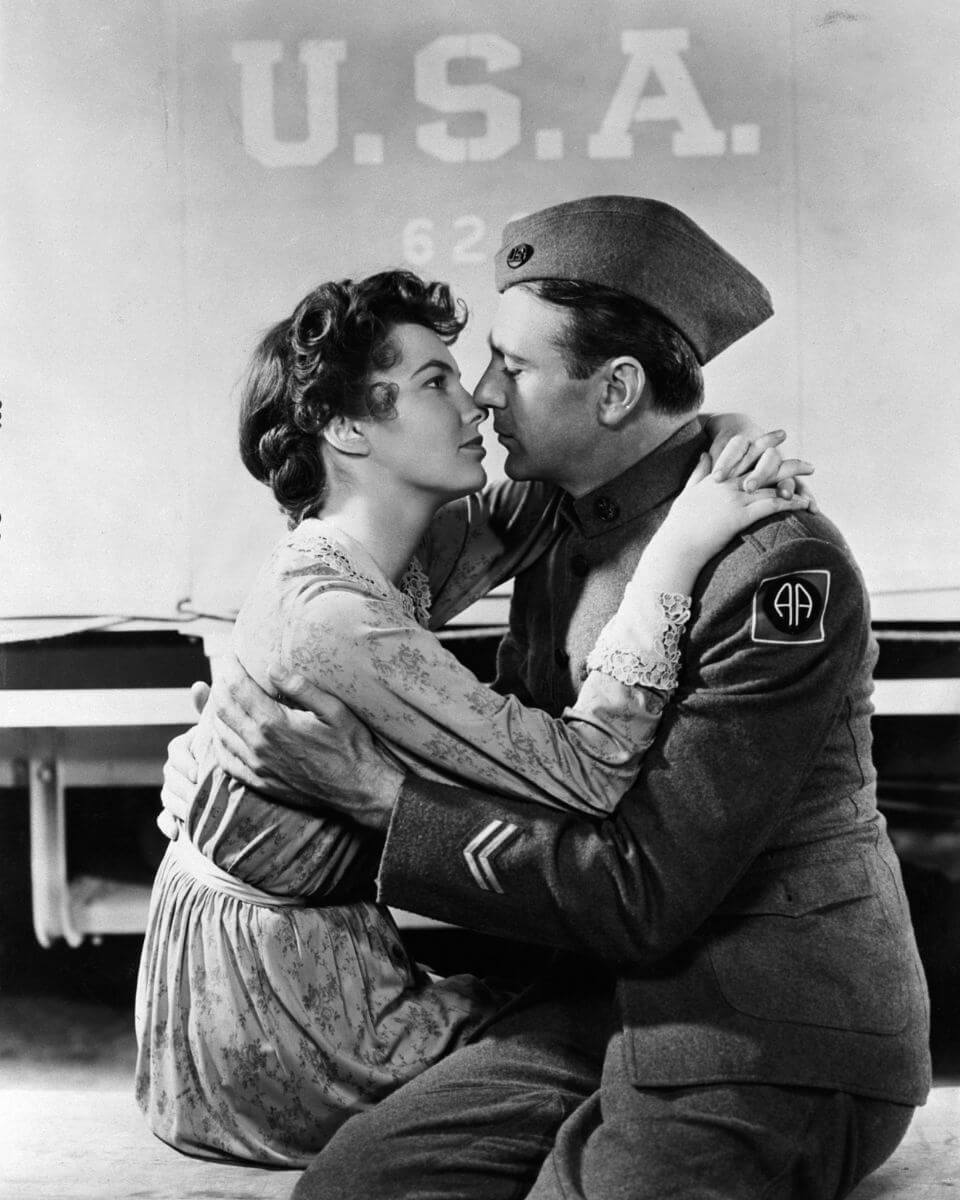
322, 416, 370, 457
596, 356, 646, 428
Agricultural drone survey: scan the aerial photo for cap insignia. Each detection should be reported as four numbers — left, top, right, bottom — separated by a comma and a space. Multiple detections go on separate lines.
507, 243, 533, 269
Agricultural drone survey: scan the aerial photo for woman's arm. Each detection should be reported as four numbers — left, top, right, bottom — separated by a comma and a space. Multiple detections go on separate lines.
703, 417, 816, 507
156, 455, 813, 824
271, 465, 808, 817
157, 439, 812, 823
279, 585, 659, 814
419, 424, 814, 629
417, 478, 560, 629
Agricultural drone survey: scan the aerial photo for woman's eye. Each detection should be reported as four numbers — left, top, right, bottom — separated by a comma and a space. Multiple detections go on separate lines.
425, 374, 447, 390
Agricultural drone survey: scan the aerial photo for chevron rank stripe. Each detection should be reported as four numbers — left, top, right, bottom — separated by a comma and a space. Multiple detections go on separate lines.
462, 820, 518, 893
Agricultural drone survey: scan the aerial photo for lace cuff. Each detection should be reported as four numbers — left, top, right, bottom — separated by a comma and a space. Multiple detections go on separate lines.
585, 591, 692, 692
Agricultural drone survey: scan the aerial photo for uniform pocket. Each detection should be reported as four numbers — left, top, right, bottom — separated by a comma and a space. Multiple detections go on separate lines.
708, 855, 909, 1034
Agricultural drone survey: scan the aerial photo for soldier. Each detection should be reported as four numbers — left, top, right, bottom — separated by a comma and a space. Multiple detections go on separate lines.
164, 197, 930, 1198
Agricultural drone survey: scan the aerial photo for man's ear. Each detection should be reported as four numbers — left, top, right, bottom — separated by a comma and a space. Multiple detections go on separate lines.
322, 416, 370, 457
596, 356, 646, 428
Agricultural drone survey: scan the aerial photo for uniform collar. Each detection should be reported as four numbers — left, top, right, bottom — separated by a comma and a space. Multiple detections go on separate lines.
563, 416, 708, 537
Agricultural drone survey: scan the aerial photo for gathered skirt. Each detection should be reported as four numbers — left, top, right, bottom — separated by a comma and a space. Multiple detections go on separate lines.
135, 843, 501, 1166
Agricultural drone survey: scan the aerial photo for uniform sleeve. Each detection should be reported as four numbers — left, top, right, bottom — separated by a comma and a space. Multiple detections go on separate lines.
279, 582, 688, 816
417, 480, 561, 628
376, 534, 870, 963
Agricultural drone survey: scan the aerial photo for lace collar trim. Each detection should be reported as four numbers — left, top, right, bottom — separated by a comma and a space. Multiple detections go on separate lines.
397, 556, 432, 628
289, 520, 433, 628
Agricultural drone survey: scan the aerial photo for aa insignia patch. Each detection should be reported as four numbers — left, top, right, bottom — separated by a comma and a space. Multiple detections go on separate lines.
751, 570, 831, 645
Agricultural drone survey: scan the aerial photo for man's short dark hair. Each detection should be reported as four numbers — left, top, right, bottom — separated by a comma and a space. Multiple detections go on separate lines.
519, 279, 704, 415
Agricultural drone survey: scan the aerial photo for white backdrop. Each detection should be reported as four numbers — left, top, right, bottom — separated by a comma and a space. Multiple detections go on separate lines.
3, 1, 959, 623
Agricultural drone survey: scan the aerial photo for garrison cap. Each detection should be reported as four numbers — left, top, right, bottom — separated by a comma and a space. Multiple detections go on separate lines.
494, 196, 773, 364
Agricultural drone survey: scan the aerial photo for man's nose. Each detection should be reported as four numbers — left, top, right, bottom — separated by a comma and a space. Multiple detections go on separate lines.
474, 364, 505, 410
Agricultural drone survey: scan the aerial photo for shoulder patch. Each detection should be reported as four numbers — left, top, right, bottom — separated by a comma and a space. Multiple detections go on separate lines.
751, 569, 831, 645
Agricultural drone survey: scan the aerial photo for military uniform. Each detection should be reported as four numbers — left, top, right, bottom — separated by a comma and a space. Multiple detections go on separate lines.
294, 419, 930, 1200
291, 198, 930, 1199
380, 418, 931, 1111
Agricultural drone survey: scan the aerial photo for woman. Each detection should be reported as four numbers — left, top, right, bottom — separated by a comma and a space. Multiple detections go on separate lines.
136, 270, 809, 1165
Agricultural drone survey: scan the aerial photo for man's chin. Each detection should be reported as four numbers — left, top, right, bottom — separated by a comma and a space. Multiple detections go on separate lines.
502, 453, 533, 481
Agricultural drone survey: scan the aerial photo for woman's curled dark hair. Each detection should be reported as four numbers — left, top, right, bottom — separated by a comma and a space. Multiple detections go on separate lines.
239, 270, 467, 525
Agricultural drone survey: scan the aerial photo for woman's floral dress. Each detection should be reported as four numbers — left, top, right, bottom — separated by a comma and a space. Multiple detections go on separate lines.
135, 498, 690, 1166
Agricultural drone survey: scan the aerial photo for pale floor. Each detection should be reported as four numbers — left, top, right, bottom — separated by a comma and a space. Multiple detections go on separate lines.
0, 991, 957, 1200
1, 848, 957, 1199
3, 733, 958, 1194
0, 1082, 957, 1199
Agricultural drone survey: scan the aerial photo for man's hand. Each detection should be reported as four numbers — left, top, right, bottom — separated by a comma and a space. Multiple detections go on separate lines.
157, 683, 210, 839
206, 653, 403, 831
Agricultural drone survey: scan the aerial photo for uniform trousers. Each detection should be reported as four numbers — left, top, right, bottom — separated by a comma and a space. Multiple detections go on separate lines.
291, 996, 914, 1200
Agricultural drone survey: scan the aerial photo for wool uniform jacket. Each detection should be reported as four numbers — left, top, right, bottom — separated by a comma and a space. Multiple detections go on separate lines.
380, 417, 931, 1106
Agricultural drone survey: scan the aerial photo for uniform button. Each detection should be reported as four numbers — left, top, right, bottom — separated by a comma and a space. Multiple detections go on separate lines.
554, 647, 570, 667
593, 496, 619, 522
570, 554, 589, 577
